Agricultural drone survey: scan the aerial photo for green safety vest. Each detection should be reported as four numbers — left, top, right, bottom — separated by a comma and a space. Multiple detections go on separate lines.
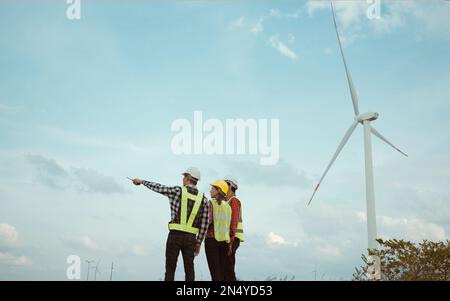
228, 196, 244, 242
168, 187, 204, 234
211, 199, 232, 243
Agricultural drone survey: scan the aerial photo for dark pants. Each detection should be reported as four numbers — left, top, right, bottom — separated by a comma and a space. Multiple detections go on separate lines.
165, 231, 196, 281
205, 238, 228, 281
225, 239, 240, 281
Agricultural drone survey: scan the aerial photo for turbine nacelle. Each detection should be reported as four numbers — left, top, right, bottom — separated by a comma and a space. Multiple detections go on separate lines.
357, 112, 379, 122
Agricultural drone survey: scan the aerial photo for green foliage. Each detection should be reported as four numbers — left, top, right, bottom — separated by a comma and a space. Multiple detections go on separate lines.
353, 239, 450, 281
265, 275, 296, 281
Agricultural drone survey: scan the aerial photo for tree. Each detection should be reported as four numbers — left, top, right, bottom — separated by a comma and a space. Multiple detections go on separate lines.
353, 239, 450, 281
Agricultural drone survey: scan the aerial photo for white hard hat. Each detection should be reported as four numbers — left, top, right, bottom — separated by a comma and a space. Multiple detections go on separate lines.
224, 176, 238, 189
182, 167, 201, 181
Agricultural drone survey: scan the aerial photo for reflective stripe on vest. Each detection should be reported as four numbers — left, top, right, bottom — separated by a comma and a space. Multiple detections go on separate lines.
168, 187, 203, 234
212, 199, 231, 243
228, 196, 244, 242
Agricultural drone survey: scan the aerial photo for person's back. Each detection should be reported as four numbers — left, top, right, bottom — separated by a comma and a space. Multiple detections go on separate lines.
131, 167, 210, 281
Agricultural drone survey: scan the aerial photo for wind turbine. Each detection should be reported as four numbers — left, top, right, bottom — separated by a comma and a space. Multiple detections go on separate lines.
311, 264, 317, 281
94, 260, 101, 281
109, 262, 114, 281
85, 260, 94, 281
308, 2, 407, 250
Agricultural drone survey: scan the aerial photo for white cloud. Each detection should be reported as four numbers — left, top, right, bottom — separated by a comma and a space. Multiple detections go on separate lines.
225, 158, 309, 188
230, 17, 245, 29
251, 19, 264, 33
0, 224, 19, 246
72, 167, 127, 194
267, 232, 287, 245
229, 8, 303, 59
269, 36, 298, 60
266, 232, 301, 247
239, 233, 354, 280
315, 243, 342, 258
269, 9, 281, 17
130, 245, 147, 257
305, 0, 450, 42
354, 210, 447, 242
26, 154, 127, 194
79, 236, 98, 251
409, 2, 450, 38
232, 8, 303, 35
336, 2, 367, 29
371, 8, 404, 34
0, 224, 31, 267
63, 235, 98, 251
26, 154, 70, 190
306, 1, 330, 18
410, 188, 450, 225
306, 1, 369, 29
318, 1, 368, 46
0, 252, 32, 266
380, 216, 447, 242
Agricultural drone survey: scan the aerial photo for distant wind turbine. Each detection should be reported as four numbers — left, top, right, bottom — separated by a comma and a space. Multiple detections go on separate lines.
110, 262, 114, 281
94, 260, 101, 281
85, 260, 94, 281
311, 263, 318, 281
308, 2, 407, 250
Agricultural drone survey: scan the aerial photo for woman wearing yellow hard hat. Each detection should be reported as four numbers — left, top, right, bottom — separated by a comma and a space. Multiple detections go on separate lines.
205, 180, 232, 281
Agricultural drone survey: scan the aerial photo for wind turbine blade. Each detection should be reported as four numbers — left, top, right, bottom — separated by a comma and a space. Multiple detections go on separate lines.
95, 259, 101, 273
331, 2, 360, 116
308, 120, 359, 206
371, 126, 408, 157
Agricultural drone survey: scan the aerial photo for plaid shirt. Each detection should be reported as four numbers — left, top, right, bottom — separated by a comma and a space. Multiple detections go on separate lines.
228, 196, 241, 242
142, 181, 210, 245
207, 200, 214, 239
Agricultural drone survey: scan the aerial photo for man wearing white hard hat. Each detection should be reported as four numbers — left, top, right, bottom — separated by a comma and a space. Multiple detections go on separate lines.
130, 167, 209, 281
224, 176, 244, 281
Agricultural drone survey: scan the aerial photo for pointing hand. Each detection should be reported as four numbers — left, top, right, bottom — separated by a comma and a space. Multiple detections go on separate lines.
129, 178, 143, 186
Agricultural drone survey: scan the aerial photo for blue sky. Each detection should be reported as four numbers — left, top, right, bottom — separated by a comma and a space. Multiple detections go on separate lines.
1, 0, 450, 280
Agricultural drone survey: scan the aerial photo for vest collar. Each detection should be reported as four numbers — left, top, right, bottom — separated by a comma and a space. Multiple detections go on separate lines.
212, 198, 226, 205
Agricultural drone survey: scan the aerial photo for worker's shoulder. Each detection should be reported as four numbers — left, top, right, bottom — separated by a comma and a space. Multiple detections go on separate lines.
230, 196, 242, 205
183, 186, 208, 201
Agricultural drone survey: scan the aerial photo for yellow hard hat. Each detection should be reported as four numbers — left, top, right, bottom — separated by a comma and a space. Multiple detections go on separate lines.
210, 180, 229, 195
